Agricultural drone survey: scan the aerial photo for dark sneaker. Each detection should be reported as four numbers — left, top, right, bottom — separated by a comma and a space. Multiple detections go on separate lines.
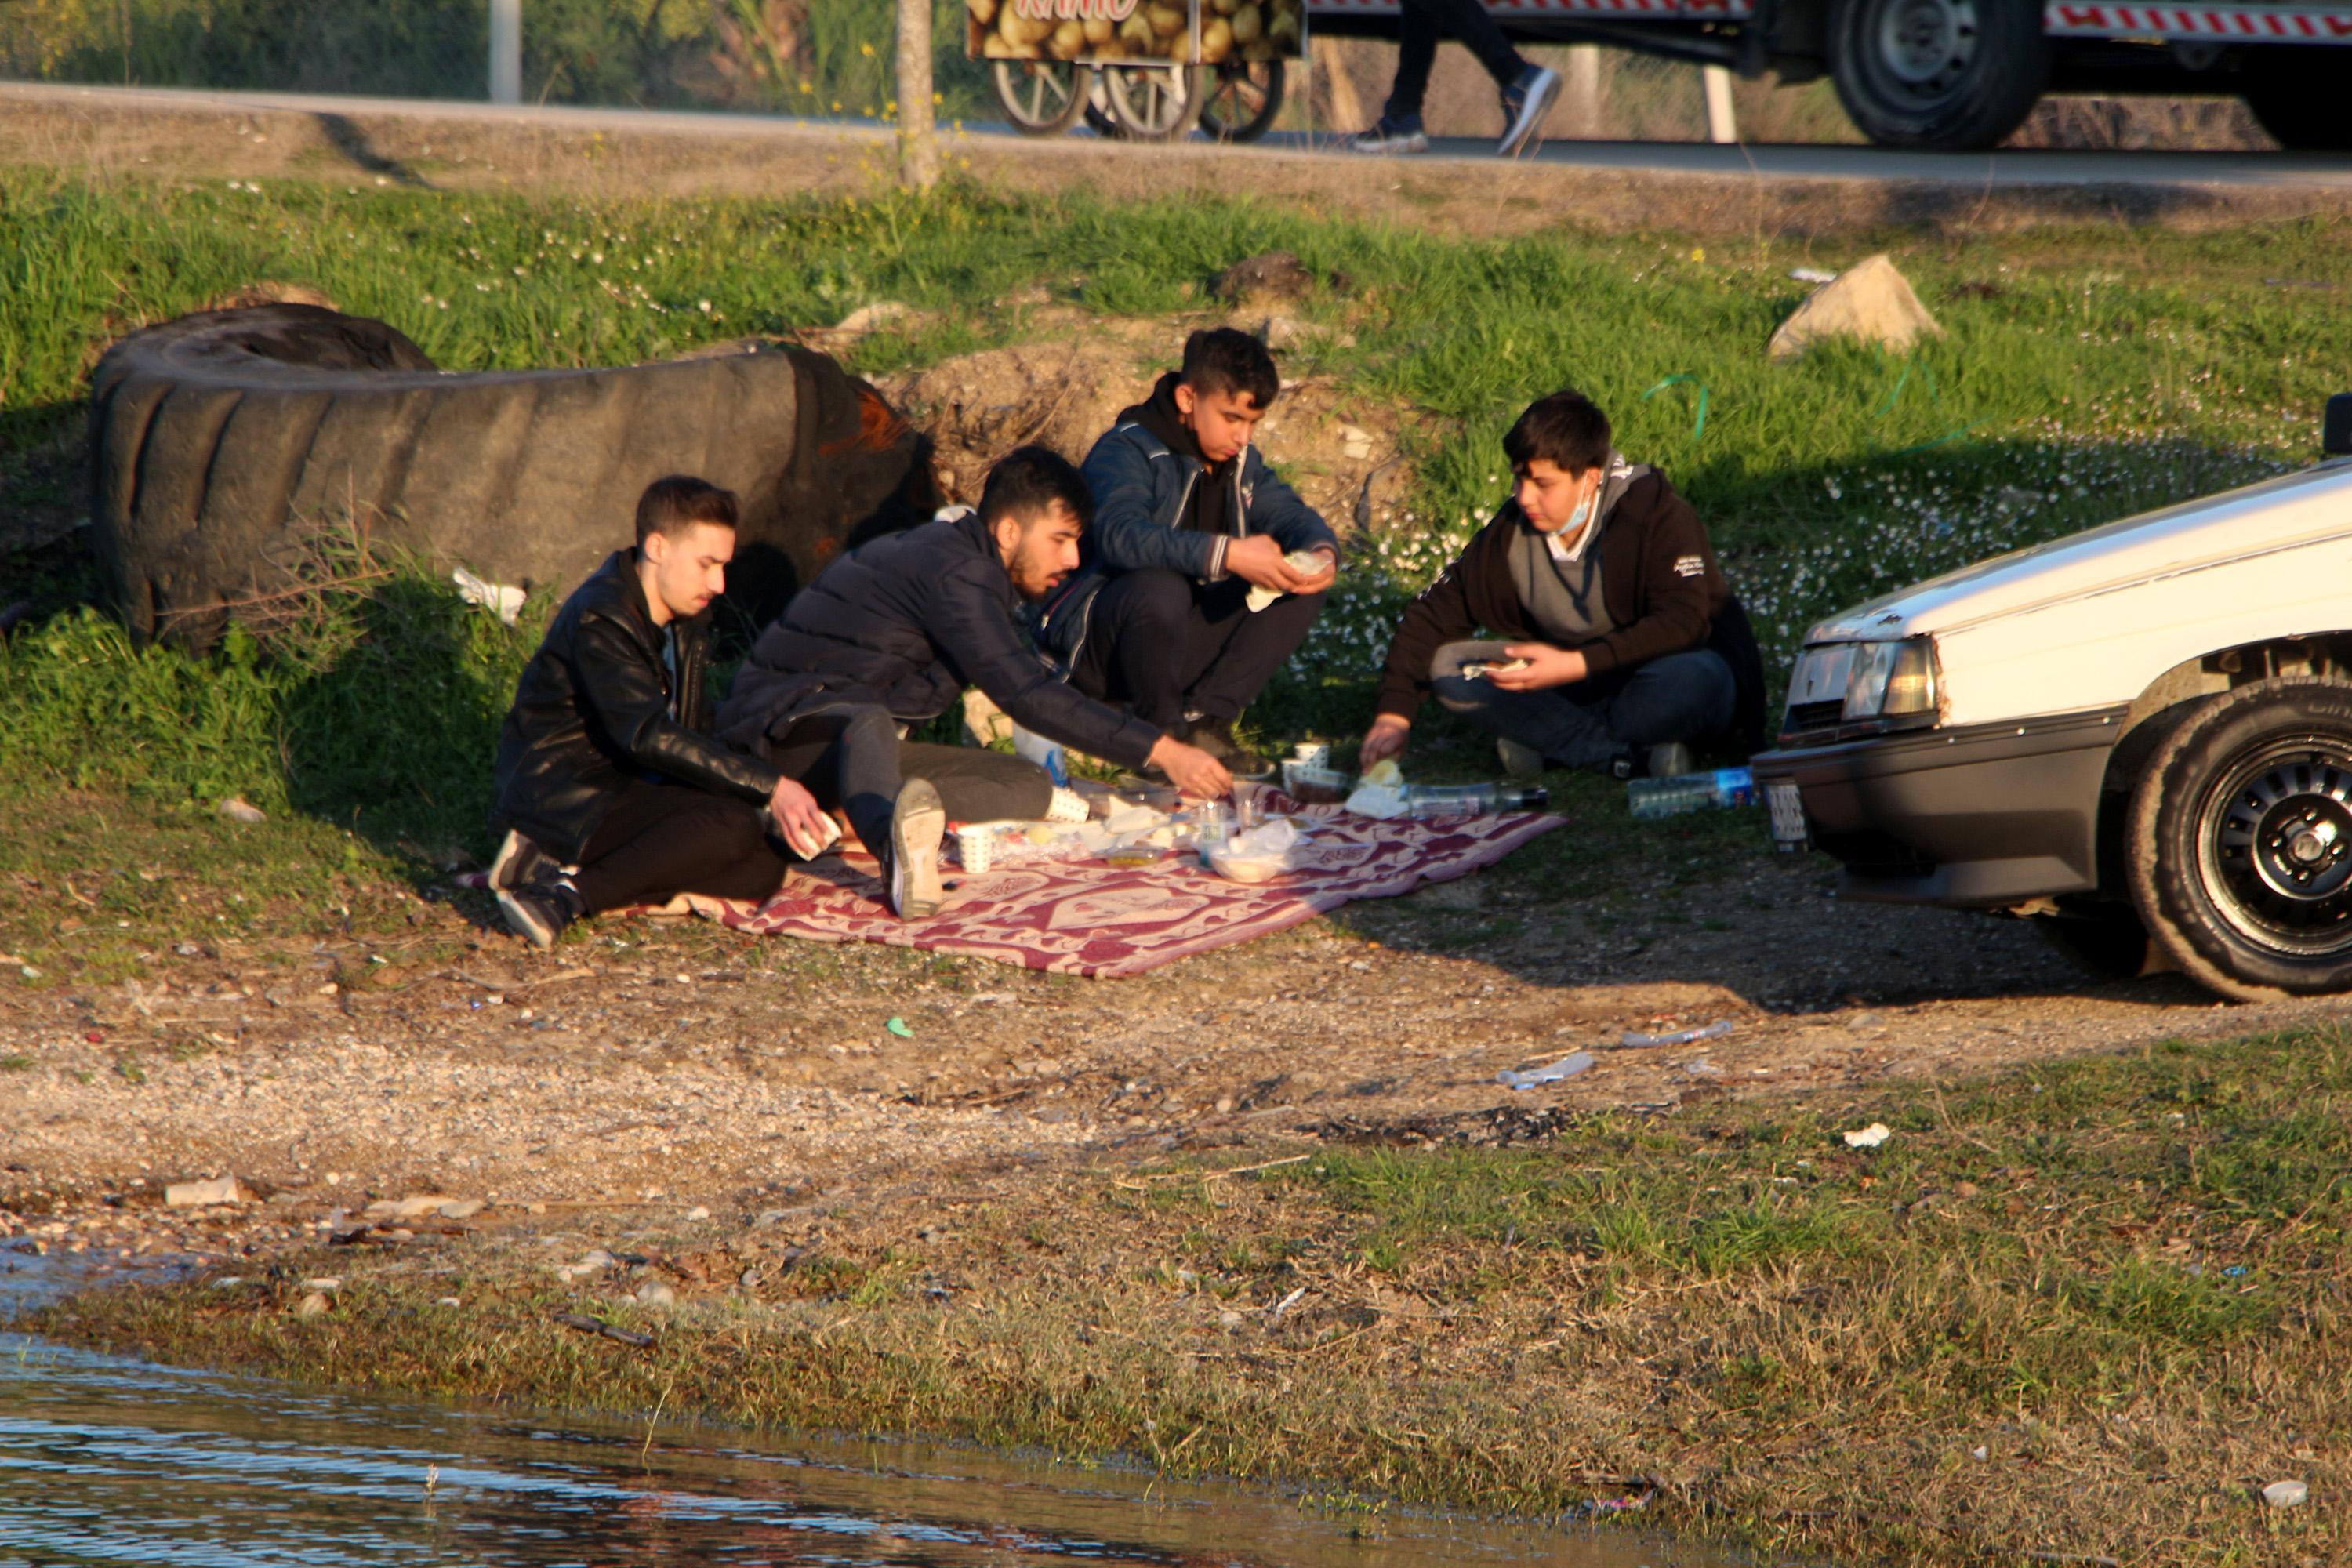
1186, 717, 1274, 780
498, 876, 580, 950
1497, 736, 1545, 782
488, 828, 556, 892
1646, 742, 1694, 780
887, 778, 947, 920
1497, 64, 1561, 158
1349, 114, 1428, 155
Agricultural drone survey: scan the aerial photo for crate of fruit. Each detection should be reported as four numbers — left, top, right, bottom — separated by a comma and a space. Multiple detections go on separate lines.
973, 0, 1301, 142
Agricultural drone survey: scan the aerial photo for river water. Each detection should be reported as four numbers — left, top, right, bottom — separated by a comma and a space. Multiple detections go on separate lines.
1, 1264, 1733, 1568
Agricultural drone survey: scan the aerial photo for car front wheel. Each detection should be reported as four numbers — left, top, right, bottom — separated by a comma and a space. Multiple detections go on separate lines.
2126, 676, 2352, 1000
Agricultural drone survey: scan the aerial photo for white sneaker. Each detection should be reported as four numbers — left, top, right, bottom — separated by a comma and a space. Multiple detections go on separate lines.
1497, 65, 1562, 158
887, 778, 947, 920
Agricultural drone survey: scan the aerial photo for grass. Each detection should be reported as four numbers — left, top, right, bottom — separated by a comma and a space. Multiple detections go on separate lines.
4, 162, 2348, 979
31, 1025, 2350, 1565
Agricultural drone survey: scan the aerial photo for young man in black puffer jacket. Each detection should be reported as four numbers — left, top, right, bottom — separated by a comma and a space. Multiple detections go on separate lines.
1363, 389, 1767, 781
718, 447, 1231, 920
487, 477, 833, 948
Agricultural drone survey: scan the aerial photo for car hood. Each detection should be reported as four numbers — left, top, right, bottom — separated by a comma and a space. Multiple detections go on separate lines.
1806, 459, 2352, 642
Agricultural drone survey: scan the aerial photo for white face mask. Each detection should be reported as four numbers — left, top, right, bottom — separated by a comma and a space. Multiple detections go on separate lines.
1560, 477, 1598, 535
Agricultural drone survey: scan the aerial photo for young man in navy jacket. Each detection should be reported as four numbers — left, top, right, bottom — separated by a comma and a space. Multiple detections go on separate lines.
1038, 328, 1338, 780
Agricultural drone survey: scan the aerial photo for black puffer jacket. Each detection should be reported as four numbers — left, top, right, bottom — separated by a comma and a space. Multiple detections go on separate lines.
491, 550, 780, 862
717, 511, 1163, 771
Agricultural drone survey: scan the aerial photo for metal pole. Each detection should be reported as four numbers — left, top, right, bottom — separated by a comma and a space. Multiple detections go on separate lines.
490, 0, 521, 106
1701, 64, 1737, 143
895, 0, 940, 191
1566, 45, 1602, 138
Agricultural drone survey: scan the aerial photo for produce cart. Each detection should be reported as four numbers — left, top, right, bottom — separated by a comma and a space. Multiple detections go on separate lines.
972, 0, 1303, 142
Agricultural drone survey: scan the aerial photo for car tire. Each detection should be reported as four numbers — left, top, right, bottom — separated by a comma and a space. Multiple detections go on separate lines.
1827, 0, 2048, 150
2032, 905, 2158, 982
2125, 676, 2352, 1001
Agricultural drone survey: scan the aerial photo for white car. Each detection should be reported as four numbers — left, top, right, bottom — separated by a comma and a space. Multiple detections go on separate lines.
1752, 396, 2352, 1002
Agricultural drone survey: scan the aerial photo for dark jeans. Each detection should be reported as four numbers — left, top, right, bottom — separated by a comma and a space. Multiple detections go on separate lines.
1431, 639, 1737, 773
571, 778, 791, 914
1068, 569, 1324, 735
764, 706, 1053, 862
1385, 0, 1528, 121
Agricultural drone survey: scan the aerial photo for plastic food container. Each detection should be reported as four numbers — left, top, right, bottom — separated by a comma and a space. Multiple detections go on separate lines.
1209, 848, 1287, 884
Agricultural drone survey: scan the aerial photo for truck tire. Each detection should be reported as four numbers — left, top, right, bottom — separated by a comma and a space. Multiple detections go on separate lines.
2244, 53, 2352, 153
89, 305, 938, 645
2125, 677, 2352, 1001
1828, 0, 2048, 150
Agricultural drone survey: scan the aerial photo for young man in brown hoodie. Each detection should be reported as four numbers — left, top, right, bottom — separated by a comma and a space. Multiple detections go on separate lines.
1362, 389, 1766, 781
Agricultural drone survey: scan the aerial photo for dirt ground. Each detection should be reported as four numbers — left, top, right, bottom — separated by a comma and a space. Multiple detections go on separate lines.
6, 833, 2348, 1272
0, 86, 2334, 248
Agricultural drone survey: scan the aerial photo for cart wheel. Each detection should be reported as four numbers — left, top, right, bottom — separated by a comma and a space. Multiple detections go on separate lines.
1101, 64, 1209, 142
1083, 73, 1118, 137
991, 60, 1093, 137
1198, 60, 1285, 143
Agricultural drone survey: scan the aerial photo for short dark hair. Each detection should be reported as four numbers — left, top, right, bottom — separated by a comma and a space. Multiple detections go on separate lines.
1178, 326, 1279, 408
634, 475, 739, 546
1503, 390, 1612, 474
978, 445, 1093, 532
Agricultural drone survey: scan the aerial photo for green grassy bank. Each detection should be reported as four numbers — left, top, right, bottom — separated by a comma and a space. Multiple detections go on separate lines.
34, 1026, 2350, 1565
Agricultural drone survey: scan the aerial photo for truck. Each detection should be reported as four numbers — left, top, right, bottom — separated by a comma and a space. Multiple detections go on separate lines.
979, 0, 2352, 151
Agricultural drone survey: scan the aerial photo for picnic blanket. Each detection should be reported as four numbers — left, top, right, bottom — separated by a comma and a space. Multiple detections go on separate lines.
646, 799, 1564, 978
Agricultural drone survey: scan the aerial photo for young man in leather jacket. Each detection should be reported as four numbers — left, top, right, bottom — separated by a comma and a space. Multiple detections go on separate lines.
486, 476, 830, 947
1037, 328, 1338, 782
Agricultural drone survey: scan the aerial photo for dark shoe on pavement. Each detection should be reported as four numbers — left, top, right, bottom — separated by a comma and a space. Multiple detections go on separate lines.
498, 875, 582, 950
1497, 64, 1561, 158
1348, 114, 1429, 155
488, 827, 556, 892
1185, 716, 1275, 780
1496, 736, 1545, 782
887, 777, 947, 920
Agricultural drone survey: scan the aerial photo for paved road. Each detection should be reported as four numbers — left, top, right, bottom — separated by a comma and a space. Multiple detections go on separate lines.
9, 77, 2352, 190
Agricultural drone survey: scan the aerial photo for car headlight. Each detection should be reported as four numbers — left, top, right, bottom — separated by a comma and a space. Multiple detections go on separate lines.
1843, 636, 1940, 723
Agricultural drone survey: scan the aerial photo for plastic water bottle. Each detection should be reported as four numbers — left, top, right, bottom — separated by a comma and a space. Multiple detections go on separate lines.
1403, 783, 1550, 818
1009, 724, 1069, 787
1626, 767, 1755, 820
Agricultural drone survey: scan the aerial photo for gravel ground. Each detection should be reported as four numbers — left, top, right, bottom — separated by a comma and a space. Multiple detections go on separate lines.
8, 844, 2348, 1269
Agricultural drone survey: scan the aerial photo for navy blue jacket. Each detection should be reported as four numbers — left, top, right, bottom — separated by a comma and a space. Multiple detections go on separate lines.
1036, 375, 1338, 660
716, 511, 1163, 771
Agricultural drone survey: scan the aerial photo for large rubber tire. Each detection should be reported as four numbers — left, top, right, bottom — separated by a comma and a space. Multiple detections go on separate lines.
1828, 0, 2048, 150
990, 60, 1092, 136
2125, 677, 2352, 1001
89, 306, 938, 644
2244, 53, 2352, 153
1199, 60, 1286, 143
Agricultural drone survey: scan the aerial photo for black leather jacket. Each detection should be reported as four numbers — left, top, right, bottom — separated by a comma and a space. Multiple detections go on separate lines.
491, 549, 779, 862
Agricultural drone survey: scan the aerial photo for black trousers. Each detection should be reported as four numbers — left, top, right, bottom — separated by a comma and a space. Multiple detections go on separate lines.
765, 706, 1054, 861
1385, 0, 1528, 121
571, 778, 791, 914
1067, 569, 1324, 735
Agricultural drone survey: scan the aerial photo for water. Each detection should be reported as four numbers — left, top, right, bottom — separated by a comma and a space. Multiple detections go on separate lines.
0, 1265, 1734, 1568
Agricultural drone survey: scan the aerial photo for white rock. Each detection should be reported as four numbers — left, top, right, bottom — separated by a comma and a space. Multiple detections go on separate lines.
832, 300, 915, 337
636, 1281, 678, 1308
1768, 254, 1944, 361
216, 797, 267, 825
364, 1195, 462, 1221
684, 1205, 710, 1221
1842, 1122, 1893, 1149
436, 1199, 485, 1220
2262, 1479, 2309, 1508
293, 1291, 330, 1319
165, 1175, 245, 1208
301, 1276, 343, 1293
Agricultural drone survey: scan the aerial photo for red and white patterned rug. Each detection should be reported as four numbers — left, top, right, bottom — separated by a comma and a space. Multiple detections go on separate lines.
652, 800, 1564, 978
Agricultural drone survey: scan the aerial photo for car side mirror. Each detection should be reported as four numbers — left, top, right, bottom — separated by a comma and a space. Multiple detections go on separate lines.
2327, 393, 2352, 457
